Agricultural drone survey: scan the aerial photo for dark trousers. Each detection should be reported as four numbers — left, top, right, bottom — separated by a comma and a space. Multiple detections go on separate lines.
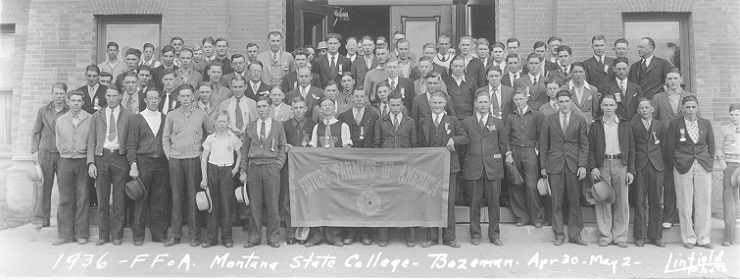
33, 150, 59, 226
205, 163, 234, 244
279, 162, 295, 238
95, 152, 128, 241
634, 163, 664, 240
663, 166, 679, 223
247, 162, 281, 244
469, 175, 501, 241
133, 155, 170, 242
342, 227, 372, 242
510, 147, 543, 224
549, 169, 584, 241
307, 227, 343, 245
168, 157, 201, 240
378, 227, 415, 243
426, 173, 458, 242
57, 158, 90, 240
723, 162, 740, 242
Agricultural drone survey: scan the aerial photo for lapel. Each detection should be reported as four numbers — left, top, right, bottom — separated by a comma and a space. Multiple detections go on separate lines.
644, 58, 659, 75
564, 113, 577, 136
553, 113, 566, 137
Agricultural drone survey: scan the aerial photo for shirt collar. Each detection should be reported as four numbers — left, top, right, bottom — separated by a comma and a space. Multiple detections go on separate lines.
353, 106, 365, 114
453, 75, 466, 84
643, 55, 654, 66
518, 106, 529, 115
197, 101, 211, 110
388, 76, 399, 84
390, 111, 403, 120
603, 115, 620, 125
528, 73, 539, 83
594, 54, 605, 61
432, 111, 445, 120
684, 116, 698, 125
569, 80, 590, 91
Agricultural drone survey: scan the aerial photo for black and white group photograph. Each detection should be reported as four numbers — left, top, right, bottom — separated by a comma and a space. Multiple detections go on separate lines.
0, 0, 738, 279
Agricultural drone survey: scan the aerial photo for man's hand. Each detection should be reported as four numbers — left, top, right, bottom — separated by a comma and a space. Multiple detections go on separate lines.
505, 153, 514, 164
231, 168, 239, 178
626, 173, 634, 185
541, 169, 547, 177
129, 167, 139, 179
239, 172, 247, 184
591, 168, 601, 181
284, 144, 293, 152
88, 164, 97, 179
577, 167, 587, 180
200, 179, 207, 190
446, 139, 455, 151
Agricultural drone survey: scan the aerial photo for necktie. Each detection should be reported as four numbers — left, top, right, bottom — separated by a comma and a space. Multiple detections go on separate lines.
640, 59, 647, 83
330, 56, 336, 73
163, 93, 170, 113
324, 120, 332, 146
434, 115, 440, 127
562, 114, 569, 133
491, 89, 500, 117
643, 120, 650, 131
260, 120, 267, 142
597, 56, 602, 65
553, 102, 559, 112
354, 110, 362, 125
301, 86, 307, 98
126, 95, 132, 110
390, 80, 396, 92
533, 76, 537, 85
519, 108, 524, 116
382, 104, 388, 116
253, 84, 259, 95
393, 114, 399, 131
108, 109, 117, 141
478, 116, 486, 130
440, 54, 447, 62
618, 80, 626, 96
272, 53, 278, 64
235, 98, 244, 129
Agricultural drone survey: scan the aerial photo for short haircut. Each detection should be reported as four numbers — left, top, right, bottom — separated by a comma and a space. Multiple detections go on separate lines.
429, 90, 447, 99
613, 57, 629, 66
180, 48, 193, 57
215, 110, 231, 122
136, 65, 152, 74
293, 48, 310, 59
361, 35, 374, 43
422, 42, 437, 51
162, 68, 178, 78
393, 30, 406, 37
197, 82, 213, 90
451, 54, 466, 64
424, 71, 442, 80
176, 84, 195, 95
67, 90, 84, 99
681, 95, 698, 105
600, 93, 617, 102
491, 41, 506, 50
570, 62, 585, 71
642, 37, 656, 49
591, 35, 606, 43
729, 103, 740, 112
208, 60, 224, 70
248, 60, 264, 70
418, 55, 433, 64
246, 42, 259, 50
477, 38, 490, 46
396, 38, 410, 47
547, 37, 562, 44
341, 71, 355, 80
526, 53, 539, 61
267, 31, 283, 39
556, 90, 572, 99
374, 46, 388, 54
123, 71, 138, 80
231, 53, 245, 61
215, 38, 229, 45
326, 33, 342, 42
52, 82, 68, 92
438, 34, 451, 41
486, 67, 503, 76
125, 48, 142, 58
506, 37, 520, 46
346, 36, 357, 43
202, 37, 215, 46
231, 74, 247, 84
556, 45, 572, 55
385, 56, 399, 64
376, 81, 391, 91
505, 53, 520, 63
388, 92, 403, 101
291, 96, 306, 105
256, 95, 271, 105
474, 90, 490, 99
544, 77, 562, 87
533, 41, 546, 50
637, 97, 653, 107
192, 44, 203, 51
100, 71, 113, 79
614, 38, 629, 46
161, 44, 175, 55
324, 80, 339, 90
170, 36, 184, 43
666, 67, 682, 77
459, 35, 475, 45
319, 97, 335, 106
145, 87, 161, 96
143, 42, 155, 50
106, 42, 119, 49
85, 65, 101, 75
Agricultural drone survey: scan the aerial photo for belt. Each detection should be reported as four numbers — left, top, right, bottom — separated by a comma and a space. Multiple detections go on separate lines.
211, 163, 233, 167
103, 148, 120, 154
726, 154, 740, 160
249, 160, 277, 165
605, 154, 622, 160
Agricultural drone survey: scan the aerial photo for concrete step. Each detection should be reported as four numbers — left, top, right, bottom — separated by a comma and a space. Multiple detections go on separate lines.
455, 206, 635, 224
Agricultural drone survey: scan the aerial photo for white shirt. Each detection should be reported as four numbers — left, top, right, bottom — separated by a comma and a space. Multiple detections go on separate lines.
490, 84, 503, 117
329, 53, 339, 66
642, 55, 654, 68
509, 71, 520, 84
353, 106, 365, 124
309, 117, 353, 147
250, 80, 262, 95
363, 55, 375, 70
560, 111, 571, 131
299, 85, 312, 99
603, 116, 621, 155
593, 54, 606, 63
452, 75, 466, 86
103, 106, 121, 149
347, 53, 357, 63
228, 96, 255, 132
257, 117, 273, 138
387, 76, 400, 88
528, 73, 539, 85
141, 108, 162, 136
569, 80, 591, 104
162, 90, 175, 114
477, 112, 489, 128
432, 112, 445, 125
88, 83, 99, 100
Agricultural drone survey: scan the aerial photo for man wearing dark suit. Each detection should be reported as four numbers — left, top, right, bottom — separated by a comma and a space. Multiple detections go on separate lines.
476, 67, 514, 121
547, 45, 575, 83
444, 56, 477, 121
151, 45, 179, 91
284, 66, 325, 119
597, 57, 642, 121
664, 95, 715, 249
500, 54, 521, 88
583, 35, 615, 87
350, 36, 379, 88
281, 49, 321, 92
628, 37, 672, 100
418, 91, 468, 248
461, 91, 507, 246
312, 33, 353, 88
411, 72, 456, 123
514, 53, 549, 112
244, 61, 272, 101
539, 90, 589, 246
629, 98, 666, 247
458, 36, 486, 88
382, 57, 415, 111
568, 62, 600, 124
79, 65, 108, 114
87, 88, 134, 246
220, 54, 247, 90
588, 94, 635, 248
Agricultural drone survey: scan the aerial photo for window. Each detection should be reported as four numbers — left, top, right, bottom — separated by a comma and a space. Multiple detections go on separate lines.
0, 24, 16, 145
96, 15, 162, 64
623, 13, 691, 90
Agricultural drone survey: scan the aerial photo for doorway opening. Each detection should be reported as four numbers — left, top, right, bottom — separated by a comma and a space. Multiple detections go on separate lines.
332, 6, 390, 55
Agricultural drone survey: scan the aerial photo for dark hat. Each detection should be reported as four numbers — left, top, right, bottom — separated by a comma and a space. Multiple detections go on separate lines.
125, 178, 147, 201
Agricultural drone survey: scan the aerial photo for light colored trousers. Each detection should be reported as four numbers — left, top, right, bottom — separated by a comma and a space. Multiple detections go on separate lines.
595, 159, 629, 243
674, 161, 712, 245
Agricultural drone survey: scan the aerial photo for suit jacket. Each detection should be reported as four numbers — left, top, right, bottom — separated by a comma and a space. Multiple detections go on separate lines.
175, 68, 203, 89
538, 100, 586, 118
442, 76, 477, 121
410, 92, 456, 123
568, 81, 600, 124
78, 84, 108, 114
539, 112, 589, 174
283, 117, 316, 147
409, 64, 447, 81
628, 56, 672, 99
521, 59, 558, 77
312, 53, 353, 88
86, 106, 135, 164
388, 77, 415, 110
284, 85, 325, 120
500, 71, 520, 88
583, 56, 615, 87
413, 78, 448, 96
221, 71, 246, 89
629, 117, 665, 171
475, 84, 514, 120
350, 55, 379, 87
371, 103, 409, 118
417, 113, 468, 173
337, 106, 379, 148
279, 71, 321, 92
514, 74, 549, 111
664, 117, 715, 174
244, 81, 272, 101
461, 114, 507, 180
271, 102, 294, 123
151, 65, 179, 91
465, 58, 487, 88
256, 50, 295, 86
372, 112, 416, 148
597, 78, 642, 121
587, 117, 636, 174
652, 90, 696, 128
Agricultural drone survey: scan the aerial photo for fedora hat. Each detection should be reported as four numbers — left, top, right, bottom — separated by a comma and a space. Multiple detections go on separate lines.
537, 178, 551, 196
196, 187, 213, 213
125, 178, 147, 201
317, 41, 328, 50
732, 167, 740, 188
592, 181, 615, 204
234, 183, 250, 206
584, 184, 596, 205
296, 227, 310, 241
26, 160, 43, 187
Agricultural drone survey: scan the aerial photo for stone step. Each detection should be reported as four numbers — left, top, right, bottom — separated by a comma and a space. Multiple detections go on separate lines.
455, 206, 635, 224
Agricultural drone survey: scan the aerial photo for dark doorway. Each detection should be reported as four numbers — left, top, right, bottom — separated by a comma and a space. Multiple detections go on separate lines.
469, 4, 495, 43
332, 6, 390, 55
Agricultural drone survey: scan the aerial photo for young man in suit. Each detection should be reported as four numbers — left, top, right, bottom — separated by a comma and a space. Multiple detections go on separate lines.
652, 68, 696, 229
418, 90, 467, 248
205, 60, 233, 108
505, 91, 545, 228
664, 95, 715, 249
500, 54, 521, 88
568, 62, 599, 124
515, 53, 549, 111
312, 33, 353, 88
240, 96, 288, 249
285, 66, 325, 119
159, 69, 180, 115
411, 43, 449, 82
31, 82, 69, 229
87, 87, 134, 246
350, 36, 378, 88
628, 37, 672, 99
372, 81, 409, 118
114, 48, 143, 92
373, 93, 417, 247
218, 75, 259, 136
461, 91, 507, 246
151, 45, 179, 91
257, 31, 294, 86
443, 55, 477, 121
244, 61, 271, 101
583, 35, 615, 87
412, 56, 449, 96
384, 57, 415, 111
220, 54, 247, 89
490, 42, 507, 75
79, 65, 108, 114
546, 37, 562, 67
126, 88, 170, 245
539, 90, 589, 246
630, 98, 666, 247
338, 88, 379, 150
281, 49, 321, 92
588, 94, 635, 248
530, 41, 558, 77
613, 38, 630, 63
458, 35, 486, 88
476, 67, 514, 121
547, 45, 574, 83
411, 71, 456, 123
476, 38, 493, 69
120, 70, 146, 113
597, 57, 642, 121
269, 86, 293, 122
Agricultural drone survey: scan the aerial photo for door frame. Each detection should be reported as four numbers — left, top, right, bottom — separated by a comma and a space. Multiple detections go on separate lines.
290, 0, 334, 51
